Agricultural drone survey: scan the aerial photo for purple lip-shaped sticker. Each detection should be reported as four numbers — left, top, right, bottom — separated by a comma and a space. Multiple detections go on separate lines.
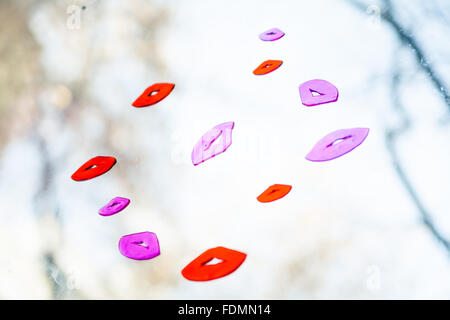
191, 122, 234, 166
299, 79, 339, 106
306, 128, 369, 162
118, 231, 160, 260
259, 28, 285, 41
98, 197, 130, 216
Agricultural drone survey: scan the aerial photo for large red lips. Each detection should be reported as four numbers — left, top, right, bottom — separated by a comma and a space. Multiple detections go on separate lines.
181, 247, 247, 281
71, 156, 117, 181
132, 83, 175, 108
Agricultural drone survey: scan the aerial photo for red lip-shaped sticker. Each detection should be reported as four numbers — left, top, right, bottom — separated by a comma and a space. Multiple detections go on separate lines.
181, 247, 246, 281
132, 83, 175, 108
306, 128, 369, 161
71, 156, 117, 181
257, 184, 292, 203
253, 60, 283, 75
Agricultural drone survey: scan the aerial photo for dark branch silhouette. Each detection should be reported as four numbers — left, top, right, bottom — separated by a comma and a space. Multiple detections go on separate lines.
348, 0, 450, 254
349, 0, 450, 113
387, 68, 450, 252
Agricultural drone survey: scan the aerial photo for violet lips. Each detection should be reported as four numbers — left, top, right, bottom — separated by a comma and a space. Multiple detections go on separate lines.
298, 79, 339, 106
306, 128, 369, 161
118, 231, 160, 260
191, 122, 235, 166
98, 197, 130, 216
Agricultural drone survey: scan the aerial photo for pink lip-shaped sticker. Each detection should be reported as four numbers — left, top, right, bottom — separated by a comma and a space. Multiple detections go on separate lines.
118, 231, 160, 260
299, 79, 339, 106
98, 197, 130, 216
306, 128, 369, 162
191, 122, 234, 166
259, 28, 285, 41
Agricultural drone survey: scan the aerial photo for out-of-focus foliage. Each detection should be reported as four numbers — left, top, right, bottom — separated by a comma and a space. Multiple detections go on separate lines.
0, 0, 40, 147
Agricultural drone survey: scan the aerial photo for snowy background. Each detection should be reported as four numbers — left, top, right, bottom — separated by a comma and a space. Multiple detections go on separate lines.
0, 0, 449, 299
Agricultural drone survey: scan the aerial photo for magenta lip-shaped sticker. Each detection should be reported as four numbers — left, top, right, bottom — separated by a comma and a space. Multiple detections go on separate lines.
98, 197, 130, 216
306, 128, 369, 162
299, 79, 339, 106
259, 28, 285, 41
191, 121, 234, 166
118, 231, 160, 260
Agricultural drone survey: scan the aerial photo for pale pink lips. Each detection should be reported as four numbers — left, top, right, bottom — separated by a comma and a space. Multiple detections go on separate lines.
191, 122, 235, 166
298, 79, 339, 106
259, 28, 285, 41
306, 128, 369, 161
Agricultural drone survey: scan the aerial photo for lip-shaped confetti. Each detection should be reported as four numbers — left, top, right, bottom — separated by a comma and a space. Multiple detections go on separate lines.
181, 246, 246, 281
298, 79, 339, 106
259, 28, 285, 41
253, 60, 283, 75
306, 128, 369, 162
98, 197, 130, 216
118, 231, 160, 260
191, 122, 234, 166
71, 156, 117, 181
257, 184, 292, 203
132, 83, 175, 108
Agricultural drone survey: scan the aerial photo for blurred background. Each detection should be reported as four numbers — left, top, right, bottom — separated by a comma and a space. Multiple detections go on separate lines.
0, 0, 449, 299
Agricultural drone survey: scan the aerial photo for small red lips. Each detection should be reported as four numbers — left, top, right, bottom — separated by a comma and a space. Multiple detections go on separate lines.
132, 83, 175, 108
181, 247, 247, 281
257, 184, 292, 203
253, 60, 283, 75
71, 156, 117, 181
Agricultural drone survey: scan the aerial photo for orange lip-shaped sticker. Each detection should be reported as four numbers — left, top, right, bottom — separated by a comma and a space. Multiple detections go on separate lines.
257, 184, 292, 203
132, 83, 175, 107
71, 156, 117, 181
181, 246, 247, 281
253, 60, 283, 75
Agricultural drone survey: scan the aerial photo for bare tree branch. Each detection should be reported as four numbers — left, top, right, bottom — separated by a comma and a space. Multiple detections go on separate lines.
386, 68, 450, 253
348, 0, 450, 113
348, 0, 450, 254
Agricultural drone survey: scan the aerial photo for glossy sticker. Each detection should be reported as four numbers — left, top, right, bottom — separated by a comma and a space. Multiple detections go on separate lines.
132, 83, 175, 108
118, 231, 160, 260
71, 156, 117, 181
253, 60, 283, 75
299, 79, 338, 106
257, 184, 292, 203
191, 122, 234, 166
259, 28, 285, 41
98, 197, 130, 216
306, 128, 369, 161
181, 246, 246, 281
